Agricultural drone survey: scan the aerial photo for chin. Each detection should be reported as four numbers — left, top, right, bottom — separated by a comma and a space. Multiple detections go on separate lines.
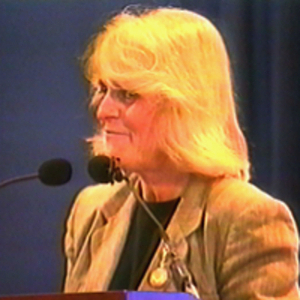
112, 154, 141, 172
106, 146, 156, 173
116, 156, 136, 171
105, 147, 122, 159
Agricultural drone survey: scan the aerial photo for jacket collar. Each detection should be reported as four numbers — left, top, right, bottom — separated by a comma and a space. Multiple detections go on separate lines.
100, 174, 211, 236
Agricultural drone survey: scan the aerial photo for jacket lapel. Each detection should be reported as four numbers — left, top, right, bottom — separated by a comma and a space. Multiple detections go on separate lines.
82, 191, 137, 291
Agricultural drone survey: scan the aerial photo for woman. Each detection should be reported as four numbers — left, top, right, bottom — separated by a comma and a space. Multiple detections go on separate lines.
63, 7, 299, 300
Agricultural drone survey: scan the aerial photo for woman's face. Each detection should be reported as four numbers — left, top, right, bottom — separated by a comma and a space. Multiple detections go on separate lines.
91, 81, 163, 172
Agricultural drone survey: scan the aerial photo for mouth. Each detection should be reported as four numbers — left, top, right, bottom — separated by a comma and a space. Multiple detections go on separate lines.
104, 130, 129, 136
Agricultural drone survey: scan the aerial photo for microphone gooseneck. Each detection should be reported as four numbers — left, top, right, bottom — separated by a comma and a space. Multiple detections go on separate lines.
0, 158, 72, 189
0, 173, 38, 189
87, 155, 200, 299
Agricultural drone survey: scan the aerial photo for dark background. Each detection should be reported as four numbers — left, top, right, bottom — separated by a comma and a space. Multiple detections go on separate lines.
0, 0, 299, 296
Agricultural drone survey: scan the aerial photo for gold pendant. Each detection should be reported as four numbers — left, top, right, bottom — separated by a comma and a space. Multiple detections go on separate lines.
149, 267, 169, 288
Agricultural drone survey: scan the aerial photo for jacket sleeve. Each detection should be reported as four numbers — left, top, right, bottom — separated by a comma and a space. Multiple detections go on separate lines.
63, 189, 81, 292
217, 195, 300, 300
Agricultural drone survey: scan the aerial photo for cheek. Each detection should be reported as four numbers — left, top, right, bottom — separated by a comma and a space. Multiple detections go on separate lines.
123, 109, 157, 145
123, 101, 157, 132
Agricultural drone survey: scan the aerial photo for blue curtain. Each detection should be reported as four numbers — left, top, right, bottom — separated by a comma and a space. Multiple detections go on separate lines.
0, 0, 299, 296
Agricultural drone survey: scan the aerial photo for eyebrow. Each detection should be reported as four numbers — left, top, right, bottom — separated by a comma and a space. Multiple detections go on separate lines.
97, 79, 132, 93
108, 80, 125, 90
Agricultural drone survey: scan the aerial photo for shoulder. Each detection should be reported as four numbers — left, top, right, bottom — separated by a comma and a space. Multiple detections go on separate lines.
207, 178, 295, 225
199, 178, 299, 299
69, 181, 130, 223
73, 182, 127, 211
203, 177, 299, 256
204, 177, 299, 264
64, 181, 131, 258
65, 181, 131, 242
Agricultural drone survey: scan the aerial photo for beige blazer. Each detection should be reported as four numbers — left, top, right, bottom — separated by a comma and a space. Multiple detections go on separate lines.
63, 176, 300, 300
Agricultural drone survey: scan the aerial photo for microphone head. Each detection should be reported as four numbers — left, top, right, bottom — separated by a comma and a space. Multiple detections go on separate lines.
88, 155, 112, 183
38, 158, 72, 186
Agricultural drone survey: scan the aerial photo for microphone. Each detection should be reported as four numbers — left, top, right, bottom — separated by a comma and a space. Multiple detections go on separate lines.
88, 155, 125, 184
87, 155, 200, 299
0, 158, 72, 189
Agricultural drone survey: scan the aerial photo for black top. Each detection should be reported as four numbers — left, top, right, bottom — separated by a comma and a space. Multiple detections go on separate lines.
108, 198, 180, 291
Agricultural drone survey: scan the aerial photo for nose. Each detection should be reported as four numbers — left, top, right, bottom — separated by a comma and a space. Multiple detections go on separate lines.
95, 91, 120, 121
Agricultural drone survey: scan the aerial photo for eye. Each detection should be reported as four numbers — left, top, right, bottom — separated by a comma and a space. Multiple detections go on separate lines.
90, 81, 108, 108
115, 89, 139, 105
94, 81, 107, 96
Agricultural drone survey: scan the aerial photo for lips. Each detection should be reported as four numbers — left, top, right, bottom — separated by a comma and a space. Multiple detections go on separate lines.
104, 129, 129, 136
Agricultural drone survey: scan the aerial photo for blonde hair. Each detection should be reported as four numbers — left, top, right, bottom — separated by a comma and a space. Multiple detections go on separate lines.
84, 7, 250, 181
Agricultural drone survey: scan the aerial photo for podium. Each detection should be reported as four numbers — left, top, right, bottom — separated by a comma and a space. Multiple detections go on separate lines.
0, 292, 196, 300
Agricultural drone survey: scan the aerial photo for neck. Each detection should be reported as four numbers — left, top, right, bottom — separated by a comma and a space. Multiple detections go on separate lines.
137, 165, 190, 203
